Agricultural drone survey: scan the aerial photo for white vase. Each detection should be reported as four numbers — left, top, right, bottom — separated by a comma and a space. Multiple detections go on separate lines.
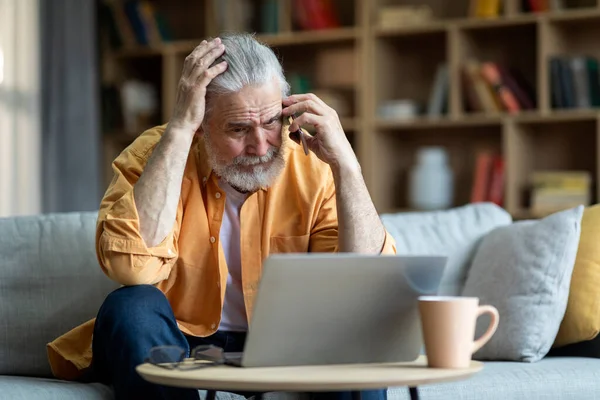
408, 147, 454, 210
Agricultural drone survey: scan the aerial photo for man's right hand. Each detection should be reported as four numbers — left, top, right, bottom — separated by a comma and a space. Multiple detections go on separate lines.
169, 38, 228, 133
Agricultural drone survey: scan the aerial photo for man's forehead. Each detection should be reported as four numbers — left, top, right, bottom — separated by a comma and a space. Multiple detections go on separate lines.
218, 98, 282, 123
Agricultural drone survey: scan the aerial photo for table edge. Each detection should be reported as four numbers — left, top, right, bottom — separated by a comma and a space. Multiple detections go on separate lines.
136, 362, 484, 392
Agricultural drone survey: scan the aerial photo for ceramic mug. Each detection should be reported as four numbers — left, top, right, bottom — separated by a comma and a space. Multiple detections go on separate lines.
418, 296, 499, 368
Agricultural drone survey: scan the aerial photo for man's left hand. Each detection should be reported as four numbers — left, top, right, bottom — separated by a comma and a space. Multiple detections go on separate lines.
282, 93, 358, 172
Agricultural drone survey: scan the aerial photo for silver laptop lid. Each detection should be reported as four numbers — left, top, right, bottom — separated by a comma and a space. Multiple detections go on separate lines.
240, 254, 447, 367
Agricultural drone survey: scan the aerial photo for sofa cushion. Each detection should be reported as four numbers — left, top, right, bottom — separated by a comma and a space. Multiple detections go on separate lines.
380, 203, 512, 296
0, 376, 113, 400
462, 206, 583, 362
554, 204, 600, 348
0, 212, 119, 377
388, 357, 600, 400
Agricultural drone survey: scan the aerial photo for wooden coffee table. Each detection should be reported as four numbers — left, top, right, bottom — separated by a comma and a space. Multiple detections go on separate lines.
136, 355, 483, 400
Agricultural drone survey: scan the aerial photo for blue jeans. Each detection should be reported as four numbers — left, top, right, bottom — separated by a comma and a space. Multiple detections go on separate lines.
91, 285, 388, 400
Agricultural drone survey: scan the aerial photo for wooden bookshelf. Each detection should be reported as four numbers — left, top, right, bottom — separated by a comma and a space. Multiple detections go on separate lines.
99, 0, 600, 219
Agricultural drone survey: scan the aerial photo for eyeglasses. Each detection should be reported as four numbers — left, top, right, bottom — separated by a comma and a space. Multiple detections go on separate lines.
146, 344, 225, 370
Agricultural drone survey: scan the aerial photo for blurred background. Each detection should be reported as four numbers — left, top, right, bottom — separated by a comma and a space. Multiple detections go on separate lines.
1, 0, 598, 219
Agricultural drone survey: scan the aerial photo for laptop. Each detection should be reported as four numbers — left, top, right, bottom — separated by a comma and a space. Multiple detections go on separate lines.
225, 253, 447, 367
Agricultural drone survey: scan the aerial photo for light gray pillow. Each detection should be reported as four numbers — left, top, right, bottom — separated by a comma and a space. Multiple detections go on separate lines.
381, 202, 512, 296
462, 205, 583, 362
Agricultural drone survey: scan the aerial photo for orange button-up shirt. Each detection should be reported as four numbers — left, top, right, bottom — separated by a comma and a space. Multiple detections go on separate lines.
46, 124, 397, 380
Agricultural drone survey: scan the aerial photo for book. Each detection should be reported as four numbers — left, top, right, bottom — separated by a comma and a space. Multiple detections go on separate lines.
480, 62, 521, 114
530, 170, 591, 216
471, 151, 494, 203
427, 64, 449, 117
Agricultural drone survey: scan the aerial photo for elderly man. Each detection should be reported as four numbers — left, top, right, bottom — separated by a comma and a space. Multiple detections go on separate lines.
47, 33, 396, 400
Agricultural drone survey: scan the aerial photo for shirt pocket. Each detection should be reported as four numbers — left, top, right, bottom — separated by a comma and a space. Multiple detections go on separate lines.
269, 234, 311, 254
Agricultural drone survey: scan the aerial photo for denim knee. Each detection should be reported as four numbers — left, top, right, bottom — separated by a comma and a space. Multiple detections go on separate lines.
96, 284, 172, 333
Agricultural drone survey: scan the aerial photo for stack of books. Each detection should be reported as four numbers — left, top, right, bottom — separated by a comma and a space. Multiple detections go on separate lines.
549, 56, 600, 110
461, 60, 535, 114
530, 171, 591, 217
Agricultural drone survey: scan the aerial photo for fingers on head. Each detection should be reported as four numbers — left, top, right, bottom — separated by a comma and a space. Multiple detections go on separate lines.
197, 61, 228, 85
186, 38, 223, 64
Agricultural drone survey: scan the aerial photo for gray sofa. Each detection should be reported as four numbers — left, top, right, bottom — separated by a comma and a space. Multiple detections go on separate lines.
1, 206, 600, 399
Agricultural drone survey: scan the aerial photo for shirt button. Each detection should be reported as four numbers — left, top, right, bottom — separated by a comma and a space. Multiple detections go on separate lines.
210, 236, 216, 243
202, 176, 207, 184
215, 192, 221, 199
167, 249, 173, 256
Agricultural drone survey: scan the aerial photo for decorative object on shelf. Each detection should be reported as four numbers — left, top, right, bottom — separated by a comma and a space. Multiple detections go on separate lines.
377, 5, 433, 29
408, 147, 454, 211
530, 170, 591, 217
120, 79, 158, 135
468, 0, 501, 18
377, 99, 420, 120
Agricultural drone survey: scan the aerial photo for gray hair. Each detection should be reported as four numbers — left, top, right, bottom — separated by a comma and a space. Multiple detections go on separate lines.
203, 33, 290, 127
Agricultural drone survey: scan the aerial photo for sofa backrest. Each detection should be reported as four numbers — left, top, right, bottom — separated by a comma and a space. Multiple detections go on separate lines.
0, 211, 119, 378
381, 202, 512, 296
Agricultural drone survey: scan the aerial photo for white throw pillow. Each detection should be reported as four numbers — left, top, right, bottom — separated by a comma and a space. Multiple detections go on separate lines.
381, 203, 512, 296
462, 205, 583, 362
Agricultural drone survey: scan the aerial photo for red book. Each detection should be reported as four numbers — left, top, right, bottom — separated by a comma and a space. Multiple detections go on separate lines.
480, 62, 521, 114
488, 155, 505, 206
471, 151, 493, 203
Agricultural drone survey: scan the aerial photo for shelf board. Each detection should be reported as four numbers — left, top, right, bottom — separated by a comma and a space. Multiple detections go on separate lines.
373, 110, 600, 130
374, 22, 447, 37
512, 109, 599, 123
257, 27, 359, 47
374, 15, 538, 37
545, 7, 600, 23
167, 28, 360, 55
455, 14, 538, 30
373, 8, 600, 37
375, 115, 503, 130
110, 28, 359, 58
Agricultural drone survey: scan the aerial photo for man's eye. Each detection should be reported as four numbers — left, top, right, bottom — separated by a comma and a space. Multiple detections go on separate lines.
232, 127, 247, 133
265, 119, 279, 126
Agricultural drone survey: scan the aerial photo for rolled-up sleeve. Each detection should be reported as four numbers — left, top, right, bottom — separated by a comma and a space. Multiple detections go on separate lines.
95, 129, 181, 286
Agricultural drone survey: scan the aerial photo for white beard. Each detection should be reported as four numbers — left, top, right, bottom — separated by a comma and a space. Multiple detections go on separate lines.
204, 133, 286, 193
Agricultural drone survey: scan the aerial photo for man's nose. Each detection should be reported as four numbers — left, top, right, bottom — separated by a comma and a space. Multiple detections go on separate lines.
248, 128, 270, 157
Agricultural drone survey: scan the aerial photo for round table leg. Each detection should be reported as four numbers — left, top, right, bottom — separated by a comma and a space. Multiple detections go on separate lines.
409, 387, 420, 400
206, 390, 217, 400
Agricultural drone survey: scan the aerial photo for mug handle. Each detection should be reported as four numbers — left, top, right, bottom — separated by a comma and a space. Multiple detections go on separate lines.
472, 305, 500, 354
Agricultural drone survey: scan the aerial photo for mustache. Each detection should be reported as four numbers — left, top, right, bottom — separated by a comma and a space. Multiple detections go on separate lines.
232, 146, 280, 166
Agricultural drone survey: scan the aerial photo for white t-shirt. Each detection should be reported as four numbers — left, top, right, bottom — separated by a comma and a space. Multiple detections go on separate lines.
218, 179, 249, 332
